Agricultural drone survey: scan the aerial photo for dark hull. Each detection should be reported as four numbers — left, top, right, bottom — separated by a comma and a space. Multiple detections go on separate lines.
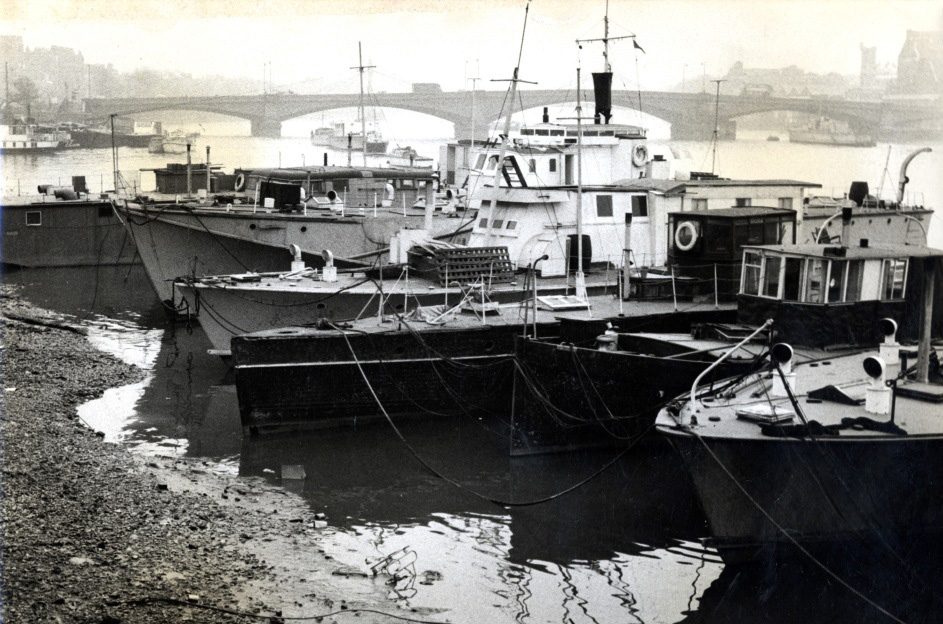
1, 200, 138, 267
70, 131, 157, 149
232, 323, 536, 435
661, 428, 943, 564
512, 333, 755, 454
233, 309, 737, 436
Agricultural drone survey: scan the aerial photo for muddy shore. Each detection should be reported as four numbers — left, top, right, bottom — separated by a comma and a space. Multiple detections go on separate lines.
1, 287, 439, 624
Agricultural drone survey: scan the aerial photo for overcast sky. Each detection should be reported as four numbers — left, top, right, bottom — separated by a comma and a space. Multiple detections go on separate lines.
3, 0, 941, 94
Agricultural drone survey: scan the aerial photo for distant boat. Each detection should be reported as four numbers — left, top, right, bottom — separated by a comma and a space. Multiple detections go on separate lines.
325, 121, 388, 154
1, 115, 76, 154
766, 135, 780, 142
147, 130, 200, 154
386, 145, 433, 168
788, 117, 875, 147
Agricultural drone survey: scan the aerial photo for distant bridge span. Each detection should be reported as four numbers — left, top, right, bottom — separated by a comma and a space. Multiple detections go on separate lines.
83, 90, 942, 141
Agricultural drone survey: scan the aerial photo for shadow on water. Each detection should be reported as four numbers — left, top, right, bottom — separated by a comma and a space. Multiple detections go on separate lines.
683, 539, 943, 624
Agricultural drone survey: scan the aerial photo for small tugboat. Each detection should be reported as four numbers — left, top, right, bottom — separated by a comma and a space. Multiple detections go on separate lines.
655, 243, 943, 565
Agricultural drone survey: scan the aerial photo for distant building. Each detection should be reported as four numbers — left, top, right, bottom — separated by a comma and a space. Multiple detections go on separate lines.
897, 30, 943, 94
860, 44, 877, 89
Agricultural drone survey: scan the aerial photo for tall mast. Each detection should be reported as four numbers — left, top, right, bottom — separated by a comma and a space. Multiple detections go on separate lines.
352, 42, 374, 167
575, 67, 587, 300
603, 0, 611, 72
711, 79, 726, 174
484, 1, 535, 247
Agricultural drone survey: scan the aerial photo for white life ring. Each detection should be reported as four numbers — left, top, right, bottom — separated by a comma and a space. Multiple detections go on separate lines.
631, 144, 648, 167
234, 173, 246, 192
674, 221, 698, 251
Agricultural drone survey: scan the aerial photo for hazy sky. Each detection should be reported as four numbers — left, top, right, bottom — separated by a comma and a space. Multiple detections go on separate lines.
2, 0, 941, 93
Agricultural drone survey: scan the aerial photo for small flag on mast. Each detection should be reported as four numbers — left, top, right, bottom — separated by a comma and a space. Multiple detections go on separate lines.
633, 40, 646, 54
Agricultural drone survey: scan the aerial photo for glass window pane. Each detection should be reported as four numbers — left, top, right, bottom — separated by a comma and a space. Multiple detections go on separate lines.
742, 252, 762, 295
783, 258, 802, 300
828, 261, 845, 303
763, 256, 782, 297
804, 259, 826, 303
596, 195, 614, 218
845, 260, 864, 301
631, 195, 648, 217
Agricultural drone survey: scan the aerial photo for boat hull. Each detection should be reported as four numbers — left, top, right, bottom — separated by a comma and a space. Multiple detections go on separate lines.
660, 428, 943, 564
512, 325, 750, 454
175, 279, 448, 353
232, 324, 525, 435
1, 199, 138, 267
118, 203, 471, 301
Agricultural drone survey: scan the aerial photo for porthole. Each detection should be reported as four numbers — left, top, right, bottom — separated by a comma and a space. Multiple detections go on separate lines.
249, 223, 257, 230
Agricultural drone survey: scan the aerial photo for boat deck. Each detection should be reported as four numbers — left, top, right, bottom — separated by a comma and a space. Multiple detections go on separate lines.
243, 296, 736, 338
659, 350, 943, 439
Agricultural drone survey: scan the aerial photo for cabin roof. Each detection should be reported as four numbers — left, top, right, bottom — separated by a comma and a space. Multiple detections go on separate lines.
743, 242, 943, 259
611, 177, 822, 195
673, 206, 796, 218
239, 166, 436, 180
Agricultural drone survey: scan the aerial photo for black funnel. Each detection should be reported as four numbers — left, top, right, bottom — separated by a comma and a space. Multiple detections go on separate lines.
848, 181, 869, 207
592, 72, 613, 124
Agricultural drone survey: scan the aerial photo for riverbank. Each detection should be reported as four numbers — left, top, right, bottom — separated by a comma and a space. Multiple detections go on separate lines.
0, 287, 434, 624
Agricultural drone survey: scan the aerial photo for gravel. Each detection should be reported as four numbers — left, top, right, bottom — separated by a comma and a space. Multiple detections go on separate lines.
1, 287, 431, 624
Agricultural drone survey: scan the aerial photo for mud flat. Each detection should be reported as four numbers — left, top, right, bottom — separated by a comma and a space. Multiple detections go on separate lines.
0, 286, 438, 624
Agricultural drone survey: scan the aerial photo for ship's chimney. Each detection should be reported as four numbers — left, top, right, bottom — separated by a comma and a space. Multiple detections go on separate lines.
592, 72, 613, 124
841, 206, 853, 246
542, 107, 549, 123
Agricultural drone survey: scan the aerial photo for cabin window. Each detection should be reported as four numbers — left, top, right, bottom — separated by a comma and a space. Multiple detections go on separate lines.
493, 219, 504, 229
26, 211, 42, 226
549, 129, 565, 136
691, 198, 708, 211
881, 259, 907, 300
487, 155, 499, 171
735, 198, 752, 207
398, 179, 414, 190
475, 154, 487, 169
845, 260, 865, 301
596, 195, 614, 218
827, 260, 846, 303
741, 251, 762, 295
536, 129, 549, 136
706, 224, 732, 253
778, 198, 793, 210
478, 218, 488, 228
506, 221, 517, 230
521, 129, 535, 136
803, 259, 826, 303
549, 159, 557, 173
631, 195, 648, 217
765, 221, 781, 243
763, 255, 782, 298
528, 159, 536, 173
783, 257, 802, 300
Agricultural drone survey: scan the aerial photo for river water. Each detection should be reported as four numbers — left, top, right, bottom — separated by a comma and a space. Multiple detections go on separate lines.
3, 124, 943, 623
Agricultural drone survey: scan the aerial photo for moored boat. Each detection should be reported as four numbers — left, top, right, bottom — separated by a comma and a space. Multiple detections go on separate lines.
117, 163, 473, 303
1, 182, 136, 267
655, 243, 943, 565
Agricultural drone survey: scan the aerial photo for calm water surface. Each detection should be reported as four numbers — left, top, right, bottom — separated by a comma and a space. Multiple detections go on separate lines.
4, 129, 942, 622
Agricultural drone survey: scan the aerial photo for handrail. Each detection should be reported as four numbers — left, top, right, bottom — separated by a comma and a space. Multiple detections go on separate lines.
685, 318, 773, 423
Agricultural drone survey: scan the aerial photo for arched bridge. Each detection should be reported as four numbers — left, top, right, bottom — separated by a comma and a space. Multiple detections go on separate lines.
84, 90, 942, 140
